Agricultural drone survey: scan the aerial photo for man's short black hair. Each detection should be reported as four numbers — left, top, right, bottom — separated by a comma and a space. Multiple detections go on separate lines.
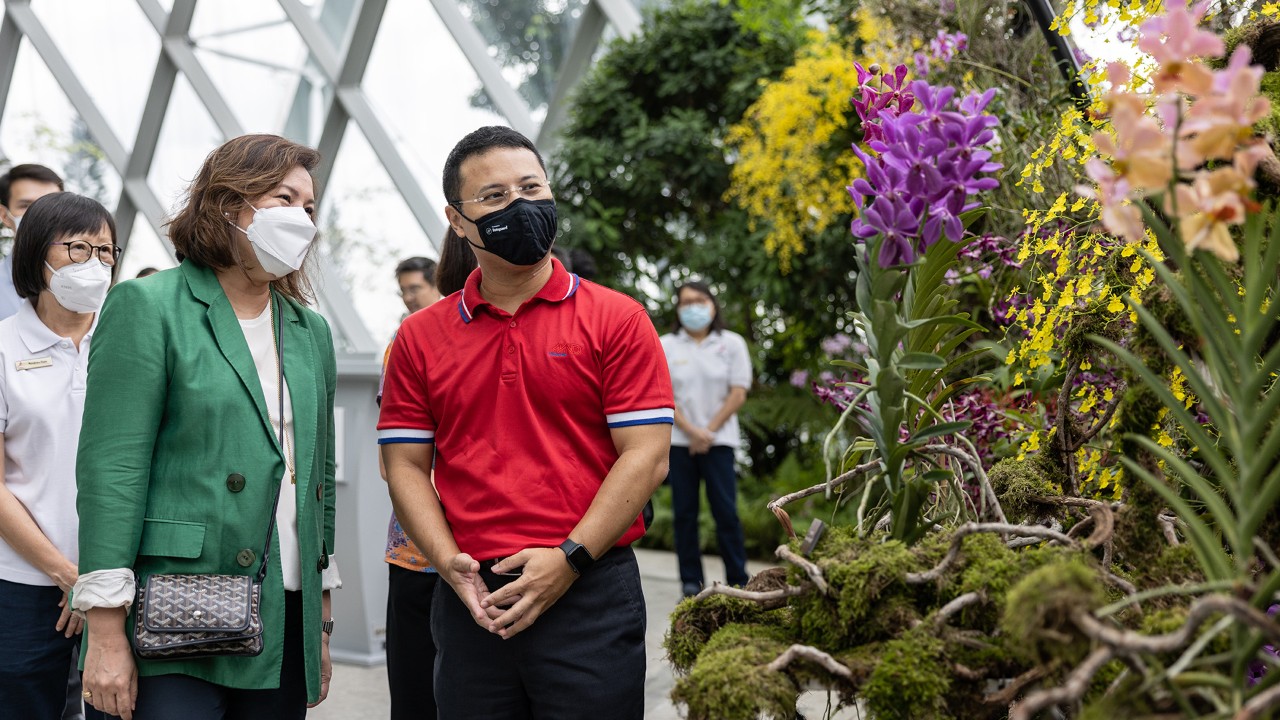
13, 192, 116, 299
396, 256, 438, 283
0, 164, 65, 207
442, 126, 546, 205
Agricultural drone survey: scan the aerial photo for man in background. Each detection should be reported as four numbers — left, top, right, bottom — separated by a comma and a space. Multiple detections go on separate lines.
0, 164, 64, 320
395, 256, 440, 316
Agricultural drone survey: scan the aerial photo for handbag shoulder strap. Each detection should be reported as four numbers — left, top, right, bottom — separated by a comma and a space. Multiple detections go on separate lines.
256, 292, 287, 584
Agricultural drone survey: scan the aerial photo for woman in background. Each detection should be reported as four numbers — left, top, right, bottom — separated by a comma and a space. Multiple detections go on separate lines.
0, 192, 114, 718
660, 280, 752, 598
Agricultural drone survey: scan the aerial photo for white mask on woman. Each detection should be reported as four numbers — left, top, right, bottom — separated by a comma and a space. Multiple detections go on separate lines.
45, 261, 111, 313
229, 205, 317, 278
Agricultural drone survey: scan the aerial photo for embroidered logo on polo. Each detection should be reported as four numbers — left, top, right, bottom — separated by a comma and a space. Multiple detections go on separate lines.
548, 342, 584, 358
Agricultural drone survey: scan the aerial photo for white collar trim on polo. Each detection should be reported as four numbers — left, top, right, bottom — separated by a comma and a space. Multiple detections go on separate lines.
15, 298, 98, 355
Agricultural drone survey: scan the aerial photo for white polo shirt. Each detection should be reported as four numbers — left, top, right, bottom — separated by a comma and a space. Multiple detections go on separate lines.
0, 300, 95, 585
660, 328, 752, 448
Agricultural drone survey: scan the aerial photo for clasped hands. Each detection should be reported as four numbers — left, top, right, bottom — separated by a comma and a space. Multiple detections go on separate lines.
442, 547, 577, 640
687, 426, 716, 455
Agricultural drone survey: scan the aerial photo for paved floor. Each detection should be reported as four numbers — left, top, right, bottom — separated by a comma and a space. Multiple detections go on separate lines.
310, 548, 855, 719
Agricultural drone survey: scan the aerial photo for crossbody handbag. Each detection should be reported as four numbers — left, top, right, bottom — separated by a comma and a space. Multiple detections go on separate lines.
132, 295, 287, 660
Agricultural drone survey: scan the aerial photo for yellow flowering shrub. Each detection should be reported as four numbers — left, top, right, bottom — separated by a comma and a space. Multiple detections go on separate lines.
725, 30, 867, 270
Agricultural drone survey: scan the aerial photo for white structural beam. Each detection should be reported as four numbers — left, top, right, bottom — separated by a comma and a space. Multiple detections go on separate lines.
136, 0, 245, 140
4, 0, 170, 244
0, 9, 22, 127
277, 0, 446, 253
596, 0, 642, 39
115, 0, 201, 257
425, 0, 537, 140
537, 1, 609, 150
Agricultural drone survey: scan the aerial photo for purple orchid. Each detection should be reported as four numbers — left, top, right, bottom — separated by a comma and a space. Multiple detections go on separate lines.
849, 73, 1003, 267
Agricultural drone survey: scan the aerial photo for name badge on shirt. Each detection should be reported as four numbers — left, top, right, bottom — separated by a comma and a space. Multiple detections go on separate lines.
15, 357, 53, 371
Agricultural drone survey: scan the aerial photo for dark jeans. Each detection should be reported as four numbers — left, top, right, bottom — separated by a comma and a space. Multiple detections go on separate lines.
0, 578, 87, 718
108, 591, 306, 720
386, 565, 438, 720
432, 546, 646, 720
669, 445, 750, 587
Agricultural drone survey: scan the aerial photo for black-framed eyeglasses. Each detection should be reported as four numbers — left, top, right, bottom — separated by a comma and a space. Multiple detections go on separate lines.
52, 241, 121, 267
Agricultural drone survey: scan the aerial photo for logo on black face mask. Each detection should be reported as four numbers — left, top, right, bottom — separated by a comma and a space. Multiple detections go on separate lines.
459, 198, 558, 266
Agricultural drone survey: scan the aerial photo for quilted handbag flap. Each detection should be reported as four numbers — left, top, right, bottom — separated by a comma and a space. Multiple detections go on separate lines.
139, 574, 255, 634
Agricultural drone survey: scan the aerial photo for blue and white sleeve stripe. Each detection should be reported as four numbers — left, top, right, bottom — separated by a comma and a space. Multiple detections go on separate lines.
606, 408, 675, 428
377, 428, 435, 445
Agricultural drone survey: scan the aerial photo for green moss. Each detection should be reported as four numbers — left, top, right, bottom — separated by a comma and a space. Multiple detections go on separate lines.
670, 623, 798, 720
1002, 557, 1103, 664
863, 627, 953, 720
665, 593, 776, 672
959, 534, 1068, 611
988, 456, 1062, 523
790, 527, 931, 647
1138, 545, 1205, 595
1140, 606, 1190, 636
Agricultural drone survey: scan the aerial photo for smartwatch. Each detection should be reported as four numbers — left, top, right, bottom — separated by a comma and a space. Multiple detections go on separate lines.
558, 539, 596, 575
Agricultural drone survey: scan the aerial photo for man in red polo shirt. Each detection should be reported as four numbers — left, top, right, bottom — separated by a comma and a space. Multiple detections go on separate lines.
378, 126, 673, 720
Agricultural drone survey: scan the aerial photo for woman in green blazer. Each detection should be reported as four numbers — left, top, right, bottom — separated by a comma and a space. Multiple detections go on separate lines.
72, 134, 339, 720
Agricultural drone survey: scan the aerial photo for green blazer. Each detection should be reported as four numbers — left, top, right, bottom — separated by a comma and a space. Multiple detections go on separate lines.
77, 261, 337, 701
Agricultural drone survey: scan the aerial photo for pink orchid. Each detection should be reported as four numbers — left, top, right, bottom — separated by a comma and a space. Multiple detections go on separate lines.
1079, 160, 1147, 242
1139, 1, 1224, 94
1092, 102, 1175, 191
1173, 166, 1250, 262
1181, 47, 1271, 161
1102, 201, 1148, 244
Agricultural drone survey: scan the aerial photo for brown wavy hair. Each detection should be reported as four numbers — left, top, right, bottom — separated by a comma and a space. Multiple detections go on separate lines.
167, 134, 321, 303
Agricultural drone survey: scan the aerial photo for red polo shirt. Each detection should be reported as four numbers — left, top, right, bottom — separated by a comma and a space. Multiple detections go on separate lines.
377, 259, 674, 561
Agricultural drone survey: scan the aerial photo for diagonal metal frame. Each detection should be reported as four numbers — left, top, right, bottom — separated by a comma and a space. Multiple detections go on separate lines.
536, 0, 641, 151
3, 0, 170, 243
277, 0, 446, 252
426, 0, 537, 140
0, 0, 648, 351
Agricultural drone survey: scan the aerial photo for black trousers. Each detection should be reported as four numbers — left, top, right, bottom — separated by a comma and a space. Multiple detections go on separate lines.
386, 565, 438, 720
432, 546, 646, 720
109, 591, 307, 720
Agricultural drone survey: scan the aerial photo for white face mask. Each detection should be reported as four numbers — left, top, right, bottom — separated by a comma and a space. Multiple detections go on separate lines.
46, 261, 111, 314
229, 204, 317, 278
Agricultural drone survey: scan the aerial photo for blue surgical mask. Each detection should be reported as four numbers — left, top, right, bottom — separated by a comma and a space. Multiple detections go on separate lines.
678, 304, 714, 332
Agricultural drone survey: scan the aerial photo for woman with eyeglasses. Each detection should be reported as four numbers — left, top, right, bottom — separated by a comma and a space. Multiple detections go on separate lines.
0, 192, 115, 718
73, 134, 339, 720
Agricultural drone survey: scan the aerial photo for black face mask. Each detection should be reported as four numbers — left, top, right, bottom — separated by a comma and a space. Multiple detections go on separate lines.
458, 198, 558, 266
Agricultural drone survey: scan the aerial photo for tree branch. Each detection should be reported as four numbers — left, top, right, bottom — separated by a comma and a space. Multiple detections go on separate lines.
906, 523, 1078, 584
1070, 386, 1124, 451
983, 666, 1049, 706
1010, 647, 1113, 720
933, 591, 986, 631
692, 582, 810, 606
766, 644, 854, 679
1074, 595, 1280, 653
767, 460, 880, 514
1032, 496, 1116, 550
776, 544, 830, 595
1156, 511, 1181, 545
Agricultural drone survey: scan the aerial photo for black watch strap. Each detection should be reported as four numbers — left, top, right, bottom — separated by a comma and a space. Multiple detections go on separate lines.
558, 539, 596, 575
321, 619, 334, 635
